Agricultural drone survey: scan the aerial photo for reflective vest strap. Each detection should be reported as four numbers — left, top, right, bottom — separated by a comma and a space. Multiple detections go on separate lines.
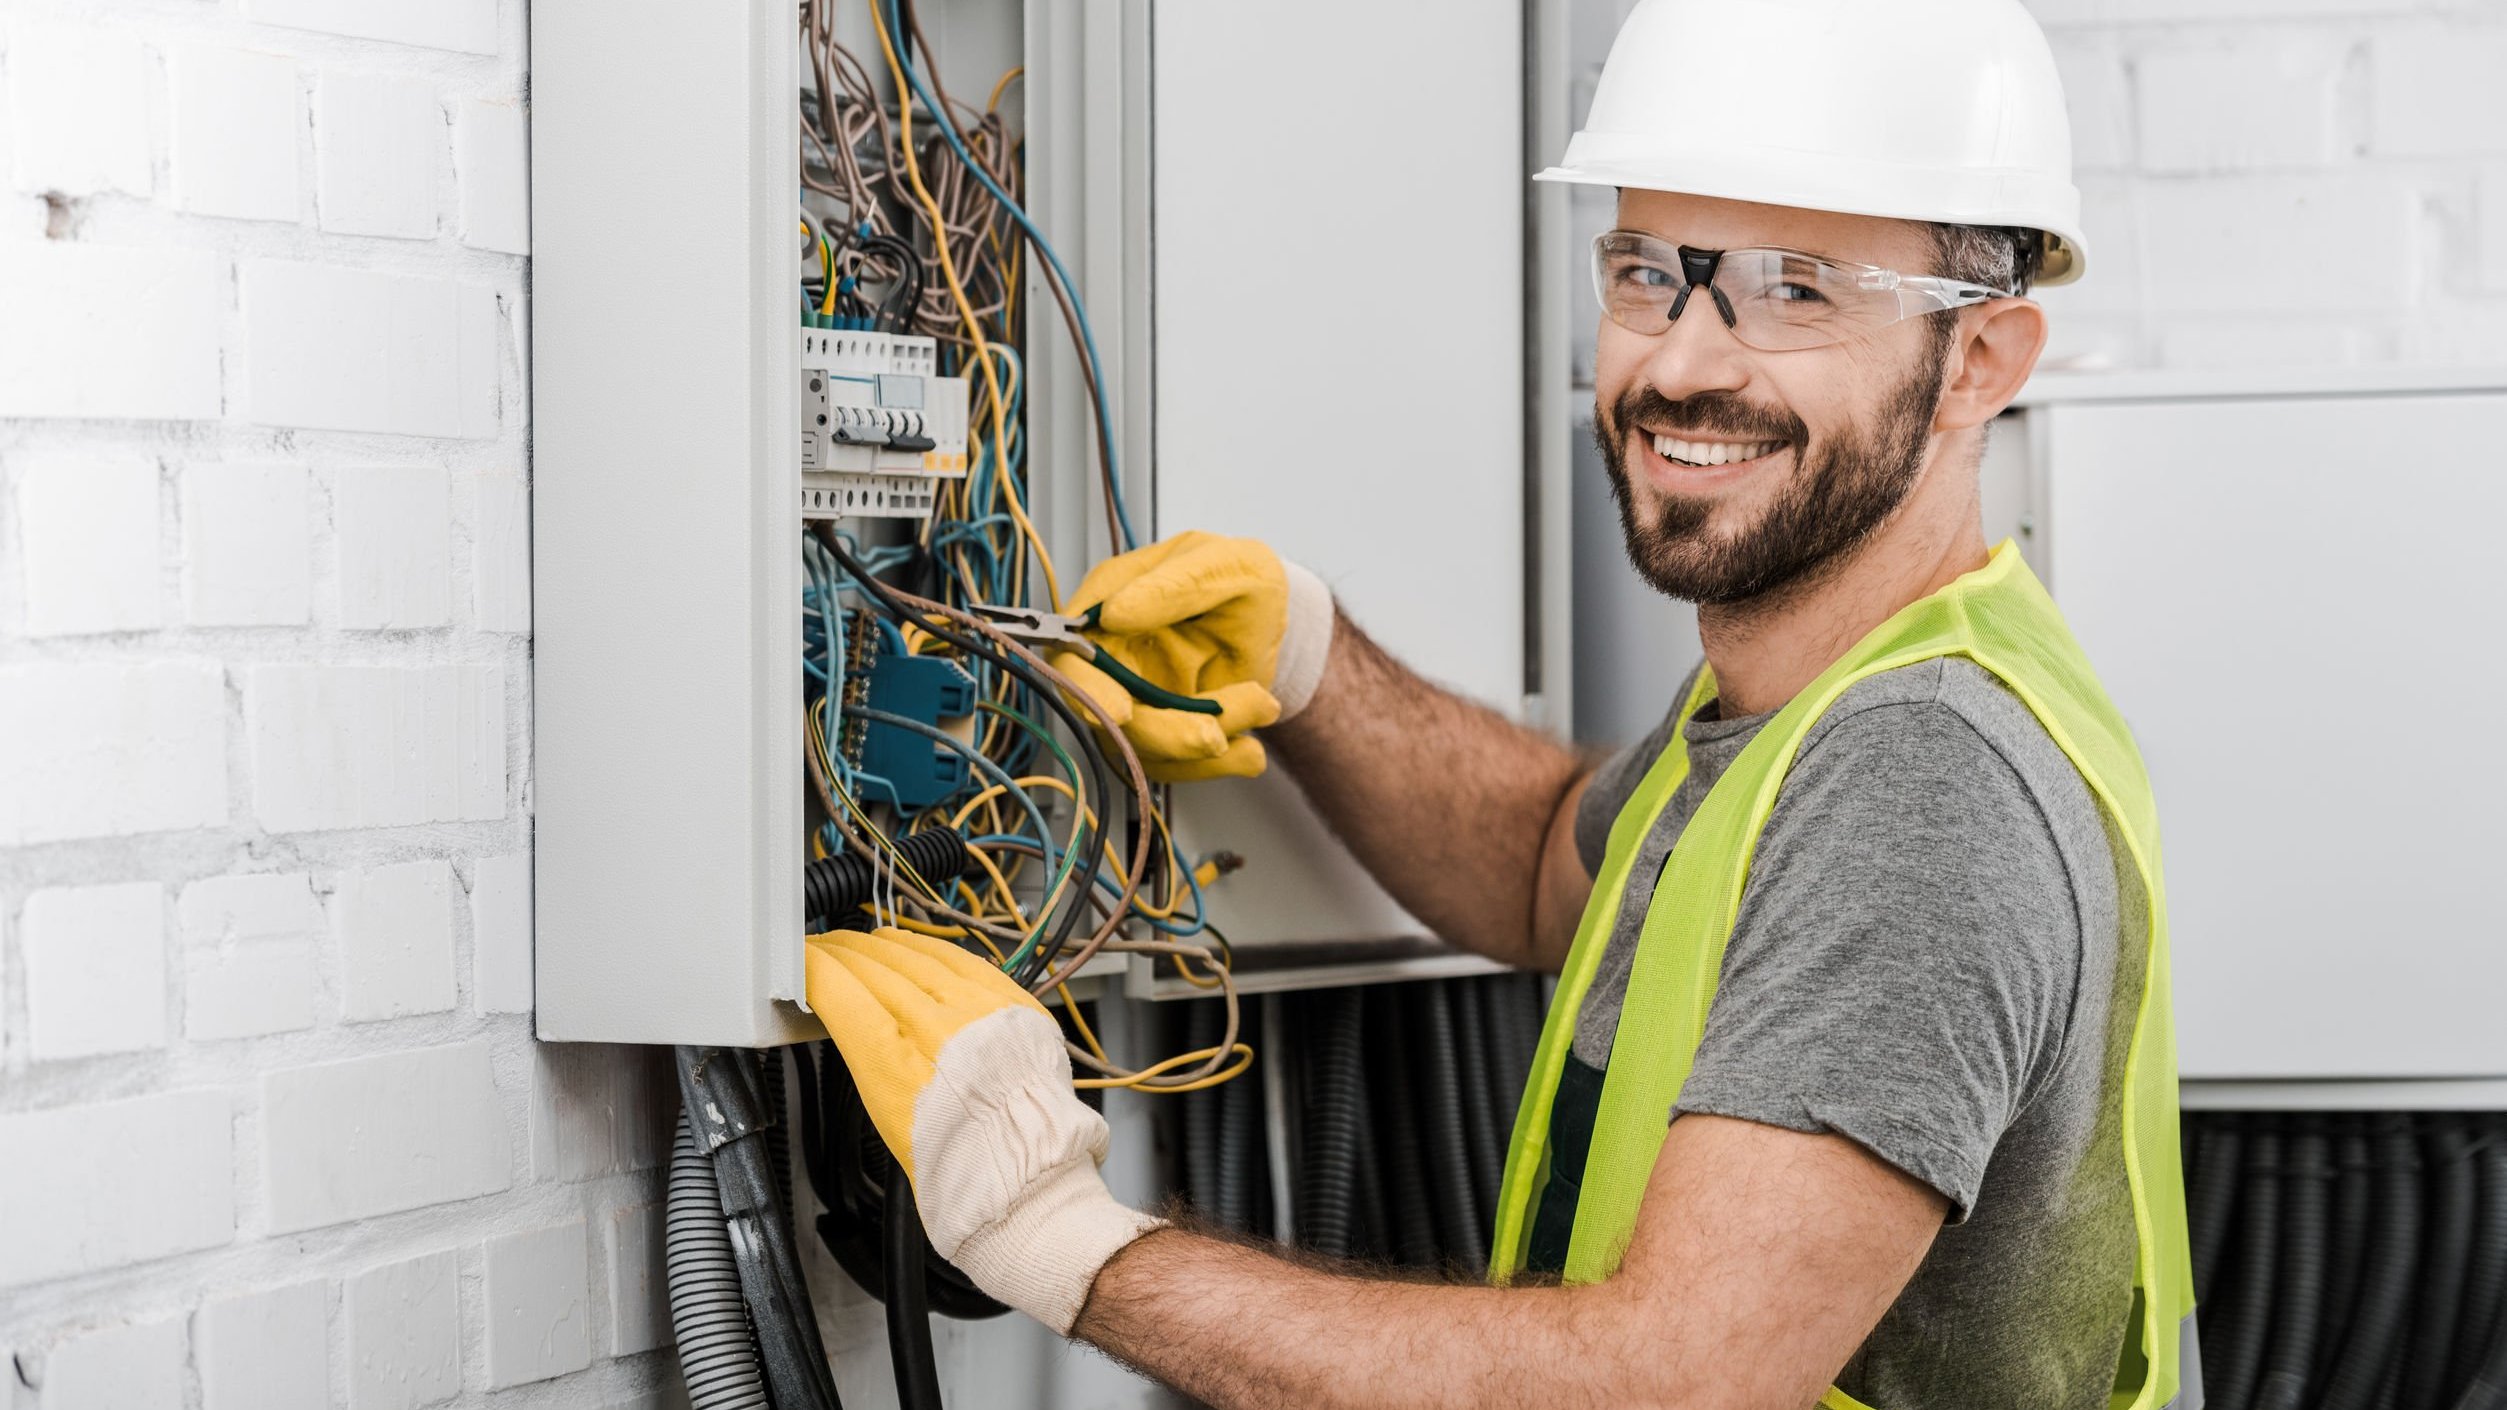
1488, 667, 1719, 1281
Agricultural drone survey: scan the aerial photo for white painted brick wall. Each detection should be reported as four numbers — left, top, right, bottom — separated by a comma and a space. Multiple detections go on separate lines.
336, 860, 457, 1020
0, 5, 679, 1406
20, 882, 166, 1061
181, 462, 313, 627
344, 1250, 462, 1410
35, 1317, 185, 1410
0, 1090, 234, 1286
334, 466, 454, 629
1569, 0, 2507, 374
315, 73, 444, 240
166, 45, 304, 223
195, 1281, 329, 1410
5, 26, 151, 199
14, 454, 160, 637
262, 1042, 511, 1232
482, 1222, 592, 1389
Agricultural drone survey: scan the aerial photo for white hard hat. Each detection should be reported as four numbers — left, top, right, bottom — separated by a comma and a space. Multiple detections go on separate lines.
1542, 0, 2088, 286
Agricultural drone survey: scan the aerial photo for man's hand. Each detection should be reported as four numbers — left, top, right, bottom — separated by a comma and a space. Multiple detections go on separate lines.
805, 927, 1164, 1332
1052, 530, 1334, 782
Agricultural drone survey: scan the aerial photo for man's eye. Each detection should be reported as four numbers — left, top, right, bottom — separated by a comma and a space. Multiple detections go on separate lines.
1614, 263, 1676, 289
1772, 282, 1827, 304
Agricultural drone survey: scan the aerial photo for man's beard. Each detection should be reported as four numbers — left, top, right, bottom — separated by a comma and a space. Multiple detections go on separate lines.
1597, 336, 1952, 607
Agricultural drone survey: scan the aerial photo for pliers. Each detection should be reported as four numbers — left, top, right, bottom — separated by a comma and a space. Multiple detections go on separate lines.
969, 604, 1224, 716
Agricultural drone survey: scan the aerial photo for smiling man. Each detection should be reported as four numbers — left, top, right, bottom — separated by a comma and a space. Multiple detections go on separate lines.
808, 1, 2198, 1406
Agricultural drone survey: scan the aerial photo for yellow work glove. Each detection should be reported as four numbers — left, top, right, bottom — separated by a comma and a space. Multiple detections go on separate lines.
806, 927, 1164, 1333
1049, 530, 1336, 783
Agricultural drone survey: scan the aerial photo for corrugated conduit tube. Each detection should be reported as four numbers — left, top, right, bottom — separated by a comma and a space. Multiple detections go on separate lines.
666, 1112, 771, 1410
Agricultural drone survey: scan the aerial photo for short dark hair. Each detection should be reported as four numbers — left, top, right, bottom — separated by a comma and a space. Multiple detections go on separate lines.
1925, 223, 2042, 296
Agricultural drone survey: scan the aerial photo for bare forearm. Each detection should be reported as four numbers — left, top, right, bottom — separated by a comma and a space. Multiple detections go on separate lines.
1267, 611, 1588, 968
1074, 1228, 1637, 1410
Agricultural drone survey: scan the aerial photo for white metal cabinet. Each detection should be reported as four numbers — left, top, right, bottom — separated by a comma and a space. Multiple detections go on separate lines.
2037, 382, 2507, 1079
1148, 0, 1547, 962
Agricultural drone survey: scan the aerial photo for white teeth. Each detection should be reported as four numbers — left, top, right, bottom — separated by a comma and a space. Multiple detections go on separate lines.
1651, 434, 1782, 467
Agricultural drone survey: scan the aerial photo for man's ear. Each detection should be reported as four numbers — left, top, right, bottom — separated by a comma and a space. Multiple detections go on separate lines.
1933, 298, 2049, 434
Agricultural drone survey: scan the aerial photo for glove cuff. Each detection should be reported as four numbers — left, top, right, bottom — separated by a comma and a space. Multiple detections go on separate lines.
946, 1155, 1167, 1334
1273, 559, 1335, 722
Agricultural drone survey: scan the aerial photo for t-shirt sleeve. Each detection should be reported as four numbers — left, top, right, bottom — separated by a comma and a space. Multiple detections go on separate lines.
1669, 698, 2085, 1222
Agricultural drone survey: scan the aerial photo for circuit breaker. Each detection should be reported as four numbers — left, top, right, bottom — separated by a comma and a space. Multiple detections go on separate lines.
797, 328, 969, 521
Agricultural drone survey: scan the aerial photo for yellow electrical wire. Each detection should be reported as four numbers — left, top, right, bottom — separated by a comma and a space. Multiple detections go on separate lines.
869, 0, 1061, 607
1074, 1043, 1255, 1093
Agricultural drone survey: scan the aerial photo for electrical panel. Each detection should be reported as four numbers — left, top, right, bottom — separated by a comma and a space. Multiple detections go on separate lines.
531, 0, 1569, 1053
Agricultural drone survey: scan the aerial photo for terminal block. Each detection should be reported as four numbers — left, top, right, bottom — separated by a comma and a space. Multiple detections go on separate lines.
799, 328, 972, 521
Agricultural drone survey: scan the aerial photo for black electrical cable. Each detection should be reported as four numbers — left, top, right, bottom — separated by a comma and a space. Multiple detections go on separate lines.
2209, 1122, 2282, 1410
2190, 1116, 2245, 1302
2325, 1122, 2375, 1387
820, 532, 1114, 985
883, 1161, 946, 1410
2256, 1126, 2330, 1410
1297, 988, 1366, 1258
2323, 1117, 2425, 1410
674, 1047, 844, 1410
2452, 1124, 2507, 1404
1413, 983, 1485, 1271
2408, 1120, 2478, 1410
1366, 983, 1440, 1268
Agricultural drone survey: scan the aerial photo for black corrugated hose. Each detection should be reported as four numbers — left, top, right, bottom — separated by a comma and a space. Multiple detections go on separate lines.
1181, 1000, 1225, 1217
1449, 980, 1504, 1231
804, 827, 973, 930
2318, 1117, 2422, 1410
1365, 983, 1441, 1266
2210, 1122, 2282, 1409
2190, 1116, 2246, 1301
2453, 1123, 2507, 1404
2255, 1129, 2329, 1410
2174, 1111, 2507, 1410
2324, 1124, 2375, 1387
1412, 982, 1486, 1271
1297, 987, 1367, 1258
1213, 995, 1265, 1233
2409, 1124, 2479, 1410
665, 1113, 772, 1410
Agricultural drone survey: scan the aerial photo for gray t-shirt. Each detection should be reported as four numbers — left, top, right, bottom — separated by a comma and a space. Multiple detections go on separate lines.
1562, 657, 2143, 1410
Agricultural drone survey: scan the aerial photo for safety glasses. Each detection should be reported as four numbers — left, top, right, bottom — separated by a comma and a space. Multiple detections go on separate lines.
1591, 231, 2011, 352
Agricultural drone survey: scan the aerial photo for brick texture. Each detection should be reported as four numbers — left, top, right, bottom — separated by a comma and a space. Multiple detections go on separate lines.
21, 882, 167, 1061
0, 1091, 234, 1286
0, 5, 660, 1408
262, 1042, 513, 1232
196, 1281, 329, 1410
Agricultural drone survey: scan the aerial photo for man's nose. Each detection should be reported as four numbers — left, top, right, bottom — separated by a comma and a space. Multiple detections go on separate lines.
1635, 292, 1753, 405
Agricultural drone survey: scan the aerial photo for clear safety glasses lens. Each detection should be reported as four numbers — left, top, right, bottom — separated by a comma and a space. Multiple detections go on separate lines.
1590, 233, 2005, 352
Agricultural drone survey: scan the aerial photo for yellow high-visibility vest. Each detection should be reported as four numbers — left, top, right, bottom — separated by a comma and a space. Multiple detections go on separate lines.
1489, 542, 2198, 1410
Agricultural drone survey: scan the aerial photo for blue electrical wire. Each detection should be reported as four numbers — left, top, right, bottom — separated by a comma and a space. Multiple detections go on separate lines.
884, 0, 1139, 550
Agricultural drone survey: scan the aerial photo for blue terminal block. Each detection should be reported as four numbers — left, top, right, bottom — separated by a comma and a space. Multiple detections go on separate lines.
855, 653, 979, 811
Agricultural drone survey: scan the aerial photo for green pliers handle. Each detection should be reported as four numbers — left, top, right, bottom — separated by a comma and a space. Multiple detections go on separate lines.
1078, 605, 1224, 716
